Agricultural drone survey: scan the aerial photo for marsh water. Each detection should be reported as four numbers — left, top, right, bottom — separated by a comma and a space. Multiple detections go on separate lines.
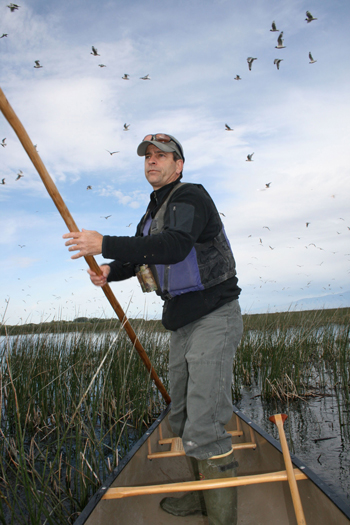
237, 384, 350, 505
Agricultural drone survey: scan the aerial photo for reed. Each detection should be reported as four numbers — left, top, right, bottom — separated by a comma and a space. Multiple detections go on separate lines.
0, 321, 169, 523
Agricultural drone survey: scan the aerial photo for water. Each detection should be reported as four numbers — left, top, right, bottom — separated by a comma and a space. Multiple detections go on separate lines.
237, 385, 350, 506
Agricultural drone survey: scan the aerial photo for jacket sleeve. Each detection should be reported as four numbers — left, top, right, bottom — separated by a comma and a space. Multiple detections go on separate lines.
102, 185, 221, 266
107, 259, 136, 282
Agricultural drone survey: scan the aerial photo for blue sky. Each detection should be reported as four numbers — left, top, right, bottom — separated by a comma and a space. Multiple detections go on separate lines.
1, 0, 350, 325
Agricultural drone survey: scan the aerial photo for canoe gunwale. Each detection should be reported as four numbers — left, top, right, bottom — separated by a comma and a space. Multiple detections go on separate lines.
74, 403, 350, 523
232, 406, 350, 520
74, 404, 172, 525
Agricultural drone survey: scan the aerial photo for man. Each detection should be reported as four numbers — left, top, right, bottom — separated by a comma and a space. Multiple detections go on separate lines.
63, 133, 243, 523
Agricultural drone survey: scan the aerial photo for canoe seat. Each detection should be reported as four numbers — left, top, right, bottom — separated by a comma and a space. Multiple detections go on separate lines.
147, 414, 257, 459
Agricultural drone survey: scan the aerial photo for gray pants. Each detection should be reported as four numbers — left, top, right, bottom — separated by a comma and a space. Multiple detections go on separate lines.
168, 299, 243, 460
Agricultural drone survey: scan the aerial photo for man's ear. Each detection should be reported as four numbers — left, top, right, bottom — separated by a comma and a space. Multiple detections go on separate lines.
176, 159, 184, 175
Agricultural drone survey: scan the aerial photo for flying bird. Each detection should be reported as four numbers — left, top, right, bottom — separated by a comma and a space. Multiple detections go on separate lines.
270, 21, 279, 32
18, 244, 25, 248
122, 74, 130, 80
101, 215, 112, 219
1, 179, 5, 185
91, 46, 100, 56
7, 3, 20, 11
140, 74, 150, 80
265, 182, 272, 188
234, 75, 241, 80
86, 185, 92, 190
34, 60, 43, 68
123, 123, 130, 131
263, 226, 270, 230
106, 150, 119, 155
309, 52, 317, 64
16, 170, 23, 180
274, 58, 283, 70
246, 153, 254, 161
247, 57, 257, 71
306, 222, 310, 227
275, 32, 285, 49
1, 34, 8, 38
225, 124, 234, 131
305, 11, 317, 23
1, 138, 6, 147
98, 64, 106, 68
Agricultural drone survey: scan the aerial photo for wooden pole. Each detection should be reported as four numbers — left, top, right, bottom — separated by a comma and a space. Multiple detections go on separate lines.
0, 86, 171, 405
102, 468, 308, 500
269, 414, 307, 525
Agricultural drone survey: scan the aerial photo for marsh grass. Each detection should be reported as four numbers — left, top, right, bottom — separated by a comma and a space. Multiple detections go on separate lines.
233, 308, 350, 405
0, 322, 170, 524
0, 307, 349, 523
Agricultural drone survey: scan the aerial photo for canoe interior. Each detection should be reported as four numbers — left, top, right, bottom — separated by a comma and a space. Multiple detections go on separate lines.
76, 405, 350, 524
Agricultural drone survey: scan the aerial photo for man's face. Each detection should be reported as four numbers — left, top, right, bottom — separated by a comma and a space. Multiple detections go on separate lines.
144, 144, 183, 190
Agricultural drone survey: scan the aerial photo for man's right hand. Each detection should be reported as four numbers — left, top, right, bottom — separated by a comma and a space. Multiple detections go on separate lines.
87, 264, 111, 287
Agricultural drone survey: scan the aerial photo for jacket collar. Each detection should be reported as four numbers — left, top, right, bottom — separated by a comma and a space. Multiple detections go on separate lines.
149, 178, 182, 212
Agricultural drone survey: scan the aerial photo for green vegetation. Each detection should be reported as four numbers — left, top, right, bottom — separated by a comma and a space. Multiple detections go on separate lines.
0, 307, 349, 523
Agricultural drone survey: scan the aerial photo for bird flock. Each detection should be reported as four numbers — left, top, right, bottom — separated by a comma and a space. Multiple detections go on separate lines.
226, 12, 318, 162
1, 4, 349, 320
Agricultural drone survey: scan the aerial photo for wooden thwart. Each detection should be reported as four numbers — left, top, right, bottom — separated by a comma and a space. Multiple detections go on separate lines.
147, 416, 255, 459
102, 468, 307, 500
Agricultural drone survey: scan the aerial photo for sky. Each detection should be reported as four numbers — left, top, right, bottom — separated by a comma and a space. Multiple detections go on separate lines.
1, 0, 350, 326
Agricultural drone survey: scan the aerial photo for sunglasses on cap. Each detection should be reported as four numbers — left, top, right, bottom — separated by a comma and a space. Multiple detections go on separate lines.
143, 134, 184, 161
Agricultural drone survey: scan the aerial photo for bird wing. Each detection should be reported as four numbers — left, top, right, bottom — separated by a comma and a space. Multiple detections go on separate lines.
277, 32, 283, 46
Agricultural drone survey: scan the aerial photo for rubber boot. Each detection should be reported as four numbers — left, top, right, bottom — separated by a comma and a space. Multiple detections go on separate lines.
160, 457, 207, 516
197, 450, 238, 525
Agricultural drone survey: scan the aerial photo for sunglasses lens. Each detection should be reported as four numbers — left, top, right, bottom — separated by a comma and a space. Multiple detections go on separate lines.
143, 134, 171, 143
142, 134, 184, 160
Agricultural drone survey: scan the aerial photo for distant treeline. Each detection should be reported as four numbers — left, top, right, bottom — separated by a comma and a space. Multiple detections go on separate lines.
1, 307, 350, 336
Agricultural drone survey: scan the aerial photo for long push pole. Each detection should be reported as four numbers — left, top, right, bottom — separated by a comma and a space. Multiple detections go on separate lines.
0, 86, 171, 406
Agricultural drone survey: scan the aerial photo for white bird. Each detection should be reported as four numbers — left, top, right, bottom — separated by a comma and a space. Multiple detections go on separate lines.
1, 138, 6, 147
270, 21, 279, 32
7, 3, 20, 12
123, 123, 130, 131
106, 150, 119, 155
275, 32, 285, 49
34, 60, 43, 68
16, 170, 23, 180
234, 75, 241, 80
309, 52, 317, 64
122, 74, 130, 80
274, 58, 283, 70
91, 46, 100, 56
246, 153, 254, 161
247, 57, 257, 71
225, 124, 234, 131
140, 74, 150, 80
305, 11, 317, 23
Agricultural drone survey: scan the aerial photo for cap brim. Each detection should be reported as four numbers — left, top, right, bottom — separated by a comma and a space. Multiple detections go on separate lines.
137, 140, 181, 157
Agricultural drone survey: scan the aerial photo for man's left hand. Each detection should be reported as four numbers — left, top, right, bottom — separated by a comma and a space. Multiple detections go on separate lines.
63, 229, 103, 260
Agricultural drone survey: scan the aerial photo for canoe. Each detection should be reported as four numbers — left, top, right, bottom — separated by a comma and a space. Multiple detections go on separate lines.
75, 404, 350, 524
